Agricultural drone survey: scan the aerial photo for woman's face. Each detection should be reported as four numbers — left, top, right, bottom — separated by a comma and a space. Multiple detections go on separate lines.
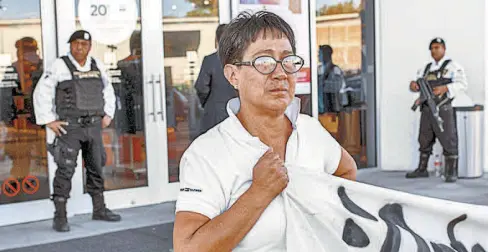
225, 30, 297, 114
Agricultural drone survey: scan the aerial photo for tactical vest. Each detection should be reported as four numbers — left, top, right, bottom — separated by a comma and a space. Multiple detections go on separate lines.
55, 56, 105, 119
423, 59, 452, 104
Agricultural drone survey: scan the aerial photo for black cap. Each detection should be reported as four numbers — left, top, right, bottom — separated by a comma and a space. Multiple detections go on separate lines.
429, 37, 445, 50
68, 30, 92, 43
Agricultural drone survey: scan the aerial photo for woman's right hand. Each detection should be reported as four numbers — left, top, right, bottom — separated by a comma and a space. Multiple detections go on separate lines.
174, 147, 289, 252
250, 148, 289, 201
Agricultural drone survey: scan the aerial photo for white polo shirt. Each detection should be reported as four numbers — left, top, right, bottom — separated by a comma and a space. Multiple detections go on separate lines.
175, 97, 342, 251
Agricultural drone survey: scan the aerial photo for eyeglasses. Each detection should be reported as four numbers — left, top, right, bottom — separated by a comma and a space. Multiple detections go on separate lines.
233, 55, 304, 75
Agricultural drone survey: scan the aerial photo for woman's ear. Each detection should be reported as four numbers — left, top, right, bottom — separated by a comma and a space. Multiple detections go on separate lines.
224, 64, 239, 89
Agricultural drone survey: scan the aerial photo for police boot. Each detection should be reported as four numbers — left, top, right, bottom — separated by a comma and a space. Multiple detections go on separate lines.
444, 155, 458, 183
91, 193, 122, 222
406, 153, 430, 178
52, 196, 70, 232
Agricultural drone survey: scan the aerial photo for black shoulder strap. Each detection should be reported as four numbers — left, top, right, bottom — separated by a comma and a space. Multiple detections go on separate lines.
423, 63, 432, 77
90, 58, 100, 71
439, 59, 452, 73
61, 56, 77, 79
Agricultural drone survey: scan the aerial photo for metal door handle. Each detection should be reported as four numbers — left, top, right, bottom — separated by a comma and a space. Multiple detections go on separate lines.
151, 74, 157, 122
157, 73, 165, 121
147, 74, 156, 122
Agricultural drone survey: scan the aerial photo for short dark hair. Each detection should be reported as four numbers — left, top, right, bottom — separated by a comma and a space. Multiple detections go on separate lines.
319, 45, 333, 57
218, 11, 296, 67
130, 30, 142, 51
216, 24, 227, 42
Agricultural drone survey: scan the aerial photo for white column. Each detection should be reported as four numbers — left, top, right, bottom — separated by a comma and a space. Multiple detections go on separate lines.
374, 0, 382, 169
310, 0, 318, 119
219, 0, 231, 23
55, 0, 76, 56
484, 0, 488, 173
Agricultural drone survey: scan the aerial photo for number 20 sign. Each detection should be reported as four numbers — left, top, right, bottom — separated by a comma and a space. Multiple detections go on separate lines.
78, 0, 138, 45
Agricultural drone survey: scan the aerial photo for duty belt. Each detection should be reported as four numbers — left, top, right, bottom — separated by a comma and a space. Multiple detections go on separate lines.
65, 116, 102, 126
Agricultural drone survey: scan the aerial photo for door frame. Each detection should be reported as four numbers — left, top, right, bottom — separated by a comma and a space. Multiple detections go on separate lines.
0, 0, 234, 227
0, 0, 58, 227
55, 0, 178, 216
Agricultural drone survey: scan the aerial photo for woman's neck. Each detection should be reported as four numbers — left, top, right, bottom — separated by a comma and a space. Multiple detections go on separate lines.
237, 103, 291, 142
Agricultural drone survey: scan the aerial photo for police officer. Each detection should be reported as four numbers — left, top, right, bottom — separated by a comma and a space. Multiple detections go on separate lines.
406, 37, 468, 182
33, 30, 121, 232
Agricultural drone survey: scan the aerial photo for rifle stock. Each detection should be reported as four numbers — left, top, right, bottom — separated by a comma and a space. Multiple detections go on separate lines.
426, 77, 452, 88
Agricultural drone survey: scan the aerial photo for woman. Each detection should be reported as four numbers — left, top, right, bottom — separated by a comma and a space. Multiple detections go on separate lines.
173, 11, 357, 252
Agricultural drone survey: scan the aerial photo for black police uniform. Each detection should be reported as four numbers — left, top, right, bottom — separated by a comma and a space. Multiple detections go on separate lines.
38, 30, 121, 232
407, 56, 459, 182
49, 55, 121, 232
51, 56, 106, 196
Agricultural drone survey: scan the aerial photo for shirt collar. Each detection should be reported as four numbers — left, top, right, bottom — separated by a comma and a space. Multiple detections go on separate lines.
67, 52, 92, 70
223, 97, 301, 143
431, 55, 450, 67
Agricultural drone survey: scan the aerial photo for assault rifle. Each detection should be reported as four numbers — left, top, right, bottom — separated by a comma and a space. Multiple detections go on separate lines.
411, 78, 445, 132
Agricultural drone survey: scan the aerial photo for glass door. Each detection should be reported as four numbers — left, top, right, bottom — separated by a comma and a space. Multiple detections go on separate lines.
162, 0, 221, 184
0, 0, 58, 226
314, 0, 377, 168
56, 0, 175, 215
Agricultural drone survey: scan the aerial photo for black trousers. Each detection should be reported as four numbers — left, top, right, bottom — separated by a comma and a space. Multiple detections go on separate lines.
418, 103, 458, 156
52, 117, 105, 199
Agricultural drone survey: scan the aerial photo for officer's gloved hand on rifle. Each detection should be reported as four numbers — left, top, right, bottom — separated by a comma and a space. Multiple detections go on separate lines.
410, 81, 420, 92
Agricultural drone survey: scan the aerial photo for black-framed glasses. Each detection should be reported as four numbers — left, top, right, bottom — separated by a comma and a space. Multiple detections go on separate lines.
233, 55, 304, 75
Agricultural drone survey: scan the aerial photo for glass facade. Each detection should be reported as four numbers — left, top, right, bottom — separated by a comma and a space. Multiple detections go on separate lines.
74, 0, 148, 191
315, 0, 376, 168
0, 0, 50, 204
0, 0, 377, 208
163, 0, 219, 183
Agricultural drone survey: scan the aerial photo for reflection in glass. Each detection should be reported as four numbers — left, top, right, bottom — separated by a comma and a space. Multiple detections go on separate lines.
0, 0, 50, 204
315, 0, 376, 168
163, 0, 219, 183
74, 0, 148, 191
163, 0, 218, 18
